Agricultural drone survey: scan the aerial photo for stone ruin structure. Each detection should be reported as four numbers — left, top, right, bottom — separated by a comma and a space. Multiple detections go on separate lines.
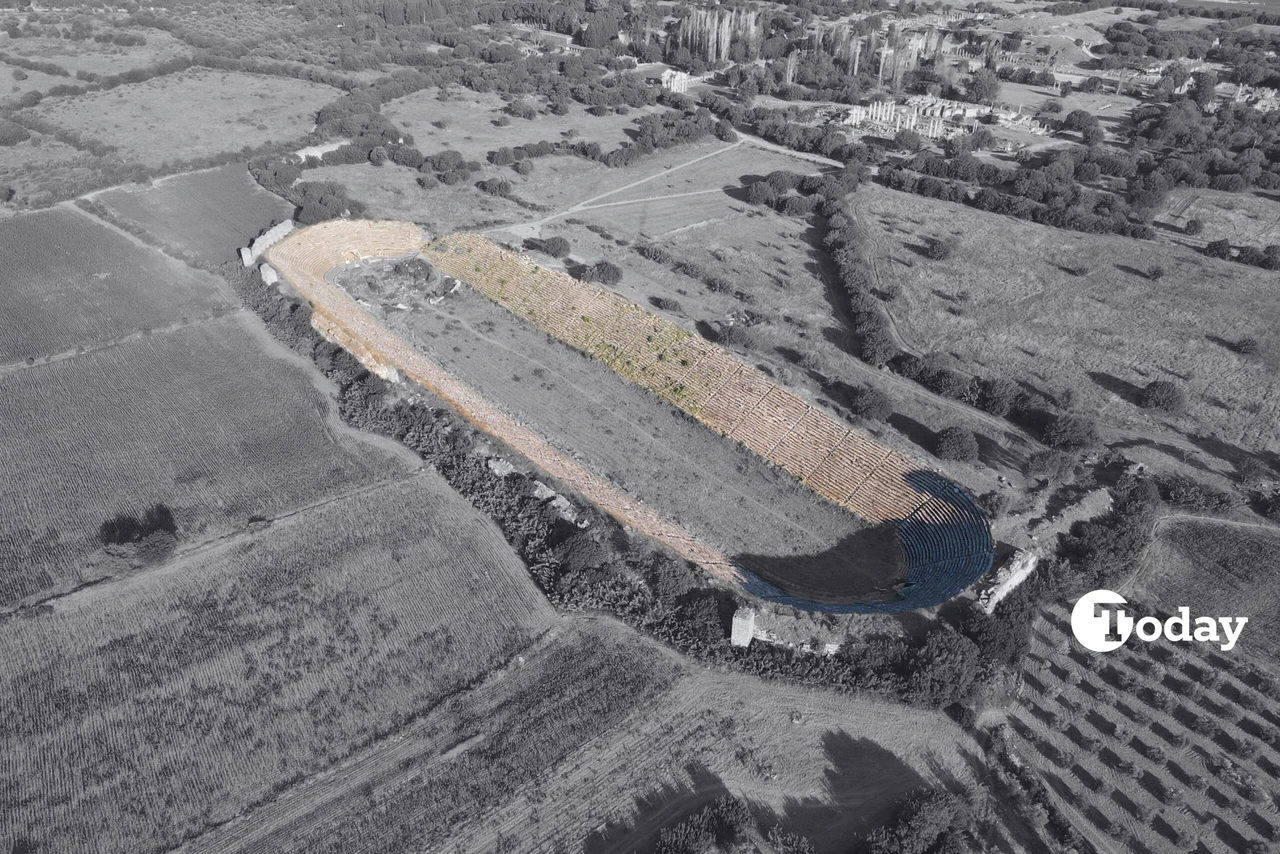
240, 219, 295, 267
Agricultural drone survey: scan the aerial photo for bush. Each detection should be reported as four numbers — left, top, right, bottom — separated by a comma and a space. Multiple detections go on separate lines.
490, 146, 515, 166
860, 327, 897, 366
846, 385, 893, 422
0, 120, 31, 147
416, 174, 439, 190
935, 426, 980, 462
479, 177, 511, 196
513, 159, 533, 175
925, 235, 959, 260
541, 236, 571, 258
1139, 380, 1184, 413
587, 261, 623, 286
1185, 218, 1203, 236
1234, 337, 1260, 356
1043, 414, 1098, 450
1026, 449, 1075, 482
978, 490, 1011, 519
1204, 238, 1232, 260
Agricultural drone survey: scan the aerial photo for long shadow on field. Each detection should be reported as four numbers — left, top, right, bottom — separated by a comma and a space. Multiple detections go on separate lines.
766, 730, 928, 853
581, 762, 731, 854
1086, 370, 1145, 407
732, 524, 906, 606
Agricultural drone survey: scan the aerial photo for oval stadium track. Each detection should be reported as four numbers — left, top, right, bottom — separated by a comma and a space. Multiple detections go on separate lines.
266, 220, 994, 615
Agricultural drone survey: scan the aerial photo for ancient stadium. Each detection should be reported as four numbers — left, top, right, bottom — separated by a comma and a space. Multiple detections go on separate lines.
266, 219, 994, 614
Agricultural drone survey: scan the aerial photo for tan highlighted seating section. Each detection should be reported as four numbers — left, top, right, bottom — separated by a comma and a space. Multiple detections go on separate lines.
268, 221, 993, 613
422, 232, 947, 525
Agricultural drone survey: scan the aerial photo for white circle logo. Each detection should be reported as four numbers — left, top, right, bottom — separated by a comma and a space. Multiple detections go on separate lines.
1071, 589, 1132, 652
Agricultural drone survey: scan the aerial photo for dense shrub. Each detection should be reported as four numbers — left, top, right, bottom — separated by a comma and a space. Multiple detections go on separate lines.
846, 385, 893, 422
478, 177, 511, 196
925, 236, 959, 260
587, 261, 623, 286
935, 427, 980, 462
1156, 475, 1236, 513
1043, 414, 1099, 450
866, 788, 971, 854
0, 120, 30, 146
1139, 379, 1185, 413
540, 236, 571, 258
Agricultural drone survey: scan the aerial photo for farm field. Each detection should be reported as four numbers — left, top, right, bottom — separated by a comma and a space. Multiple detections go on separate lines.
25, 68, 337, 167
572, 187, 748, 240
1007, 604, 1280, 853
1135, 517, 1280, 663
339, 259, 892, 602
0, 207, 239, 363
1, 30, 191, 78
853, 183, 1280, 455
1154, 187, 1280, 249
0, 311, 409, 608
383, 88, 666, 166
303, 161, 530, 233
592, 141, 818, 206
0, 474, 553, 854
93, 164, 295, 264
0, 59, 69, 101
443, 650, 990, 854
179, 616, 989, 854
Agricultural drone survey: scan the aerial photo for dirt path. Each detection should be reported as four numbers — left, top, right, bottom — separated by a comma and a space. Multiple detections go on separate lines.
738, 132, 843, 168
47, 472, 426, 615
0, 306, 245, 377
487, 141, 744, 239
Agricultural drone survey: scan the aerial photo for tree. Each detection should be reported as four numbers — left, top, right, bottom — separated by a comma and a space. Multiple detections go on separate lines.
935, 426, 979, 462
1191, 70, 1219, 109
746, 180, 778, 206
847, 385, 892, 422
977, 377, 1019, 417
1139, 380, 1185, 413
978, 490, 1010, 519
540, 236, 571, 258
965, 68, 1001, 104
588, 261, 623, 286
1203, 238, 1232, 260
867, 787, 971, 854
1043, 414, 1098, 450
894, 128, 924, 152
860, 326, 897, 366
1184, 218, 1203, 236
926, 236, 959, 260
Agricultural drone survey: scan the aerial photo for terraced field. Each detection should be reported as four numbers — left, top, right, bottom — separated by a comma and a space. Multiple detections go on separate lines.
0, 476, 554, 854
0, 312, 406, 607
